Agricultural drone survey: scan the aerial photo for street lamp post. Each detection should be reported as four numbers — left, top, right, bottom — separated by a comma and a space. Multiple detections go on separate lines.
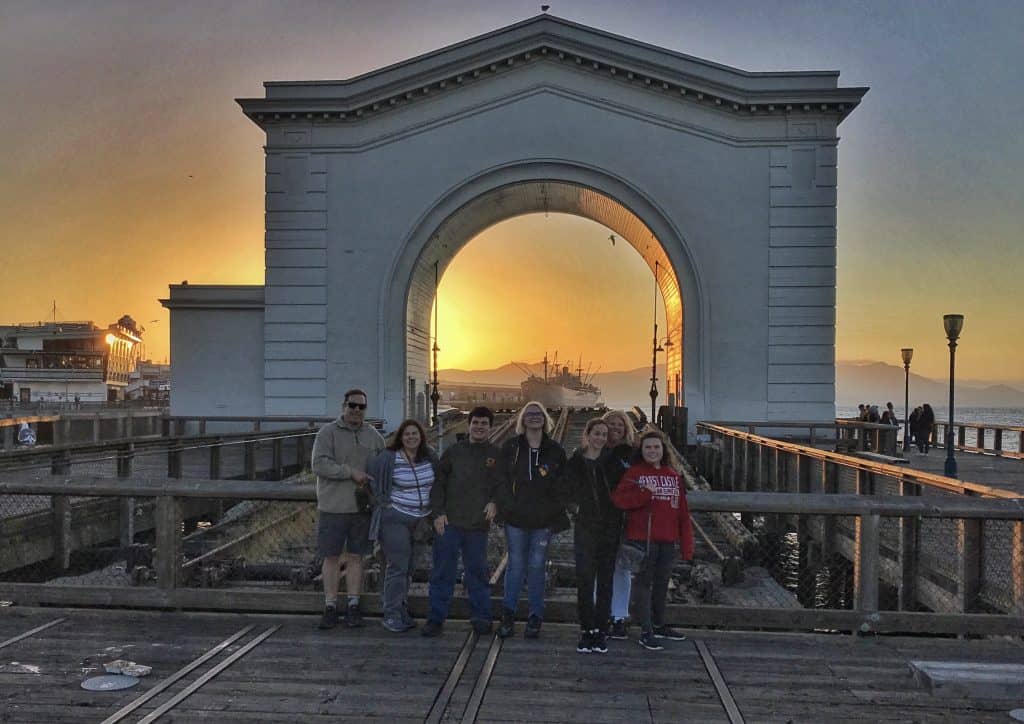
430, 262, 441, 427
648, 260, 672, 423
900, 348, 913, 451
943, 314, 964, 478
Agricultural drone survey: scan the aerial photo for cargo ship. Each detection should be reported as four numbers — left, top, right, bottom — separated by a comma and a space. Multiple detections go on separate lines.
518, 353, 602, 408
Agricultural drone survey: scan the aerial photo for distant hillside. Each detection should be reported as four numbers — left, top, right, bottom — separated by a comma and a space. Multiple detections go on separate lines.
440, 360, 1024, 409
836, 361, 1024, 408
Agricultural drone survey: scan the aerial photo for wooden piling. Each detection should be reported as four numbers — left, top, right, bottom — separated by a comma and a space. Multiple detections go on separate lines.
155, 496, 181, 591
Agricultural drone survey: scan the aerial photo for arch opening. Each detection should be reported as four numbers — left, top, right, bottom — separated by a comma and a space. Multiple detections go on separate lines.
403, 180, 685, 417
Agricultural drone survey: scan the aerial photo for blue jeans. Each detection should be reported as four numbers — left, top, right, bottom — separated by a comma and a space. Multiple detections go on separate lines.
611, 557, 632, 620
378, 508, 419, 621
503, 524, 550, 619
428, 525, 491, 625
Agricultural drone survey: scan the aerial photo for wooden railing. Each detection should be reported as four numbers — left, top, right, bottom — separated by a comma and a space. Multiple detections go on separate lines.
0, 476, 1020, 634
693, 422, 1023, 625
933, 421, 1024, 458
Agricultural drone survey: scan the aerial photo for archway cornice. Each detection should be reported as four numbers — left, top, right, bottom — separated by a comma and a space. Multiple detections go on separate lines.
237, 17, 867, 127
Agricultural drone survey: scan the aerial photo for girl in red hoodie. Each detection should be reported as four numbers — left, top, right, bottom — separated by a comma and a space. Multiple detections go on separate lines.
611, 431, 694, 650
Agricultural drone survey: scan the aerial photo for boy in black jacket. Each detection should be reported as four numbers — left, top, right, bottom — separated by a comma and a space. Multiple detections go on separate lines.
422, 407, 502, 637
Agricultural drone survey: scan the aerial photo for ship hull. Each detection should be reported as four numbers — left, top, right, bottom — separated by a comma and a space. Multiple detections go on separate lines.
521, 380, 601, 408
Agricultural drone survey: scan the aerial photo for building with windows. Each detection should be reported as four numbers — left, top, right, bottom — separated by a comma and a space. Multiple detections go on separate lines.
127, 360, 171, 403
0, 316, 144, 404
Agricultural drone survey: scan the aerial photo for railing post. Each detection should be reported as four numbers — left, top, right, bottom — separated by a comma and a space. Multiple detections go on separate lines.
728, 436, 737, 492
795, 454, 814, 606
296, 433, 308, 472
50, 450, 72, 476
272, 437, 284, 480
821, 462, 838, 559
1012, 521, 1024, 616
116, 442, 135, 547
244, 440, 257, 480
715, 435, 725, 489
739, 441, 753, 528
957, 496, 982, 613
898, 479, 920, 611
854, 511, 880, 613
167, 443, 183, 478
155, 495, 181, 591
209, 438, 222, 479
51, 495, 72, 572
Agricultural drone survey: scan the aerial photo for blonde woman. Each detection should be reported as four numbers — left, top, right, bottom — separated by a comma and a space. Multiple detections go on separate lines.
602, 409, 637, 640
494, 401, 568, 639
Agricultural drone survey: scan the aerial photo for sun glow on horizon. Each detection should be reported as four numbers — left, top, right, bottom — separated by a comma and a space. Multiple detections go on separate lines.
430, 214, 668, 373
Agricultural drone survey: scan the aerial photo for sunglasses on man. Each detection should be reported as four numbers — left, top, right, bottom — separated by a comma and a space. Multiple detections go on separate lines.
346, 402, 367, 410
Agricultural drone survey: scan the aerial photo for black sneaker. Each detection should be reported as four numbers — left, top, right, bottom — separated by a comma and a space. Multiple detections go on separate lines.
637, 632, 664, 651
591, 629, 608, 654
471, 619, 492, 636
609, 618, 628, 640
421, 620, 443, 637
653, 625, 687, 641
497, 609, 515, 639
576, 630, 592, 653
318, 604, 339, 630
344, 602, 364, 628
524, 615, 542, 639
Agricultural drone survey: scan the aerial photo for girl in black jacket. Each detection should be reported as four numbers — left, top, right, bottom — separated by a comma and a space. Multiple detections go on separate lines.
564, 417, 624, 654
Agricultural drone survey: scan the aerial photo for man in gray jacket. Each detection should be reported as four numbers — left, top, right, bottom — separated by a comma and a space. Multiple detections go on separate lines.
312, 388, 386, 629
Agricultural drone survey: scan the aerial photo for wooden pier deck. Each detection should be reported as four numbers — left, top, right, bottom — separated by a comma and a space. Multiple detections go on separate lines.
1, 607, 1022, 723
902, 450, 1024, 496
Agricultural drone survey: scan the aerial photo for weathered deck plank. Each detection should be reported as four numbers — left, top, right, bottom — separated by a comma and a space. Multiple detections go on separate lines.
2, 608, 1023, 723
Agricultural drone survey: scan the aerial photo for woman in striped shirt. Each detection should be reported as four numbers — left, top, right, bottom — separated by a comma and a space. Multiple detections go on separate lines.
368, 419, 439, 632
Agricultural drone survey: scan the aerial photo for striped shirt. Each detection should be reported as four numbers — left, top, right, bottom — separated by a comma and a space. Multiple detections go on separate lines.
389, 452, 434, 518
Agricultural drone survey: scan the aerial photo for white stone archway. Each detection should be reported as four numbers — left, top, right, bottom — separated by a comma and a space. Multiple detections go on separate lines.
383, 162, 707, 425
164, 15, 867, 431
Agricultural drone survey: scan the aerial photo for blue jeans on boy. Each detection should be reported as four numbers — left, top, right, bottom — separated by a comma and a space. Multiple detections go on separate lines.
503, 524, 550, 619
428, 525, 491, 625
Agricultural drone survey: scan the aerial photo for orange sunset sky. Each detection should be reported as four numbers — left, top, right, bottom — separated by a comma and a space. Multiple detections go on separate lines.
1, 2, 1021, 385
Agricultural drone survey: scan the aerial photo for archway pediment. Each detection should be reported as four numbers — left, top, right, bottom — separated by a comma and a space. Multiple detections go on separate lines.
238, 15, 867, 132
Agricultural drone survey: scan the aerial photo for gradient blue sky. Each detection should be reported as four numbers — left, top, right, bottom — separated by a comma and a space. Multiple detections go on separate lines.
1, 1, 1021, 382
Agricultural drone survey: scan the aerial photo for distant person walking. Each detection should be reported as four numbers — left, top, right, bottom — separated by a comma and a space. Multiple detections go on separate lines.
915, 403, 936, 454
602, 409, 637, 640
908, 406, 922, 451
495, 401, 568, 640
881, 402, 898, 427
312, 388, 386, 630
367, 418, 439, 633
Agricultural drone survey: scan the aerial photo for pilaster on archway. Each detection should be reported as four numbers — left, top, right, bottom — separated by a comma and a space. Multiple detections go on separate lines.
392, 170, 697, 420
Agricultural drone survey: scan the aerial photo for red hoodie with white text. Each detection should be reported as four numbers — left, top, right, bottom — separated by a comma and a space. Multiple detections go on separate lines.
611, 462, 694, 560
